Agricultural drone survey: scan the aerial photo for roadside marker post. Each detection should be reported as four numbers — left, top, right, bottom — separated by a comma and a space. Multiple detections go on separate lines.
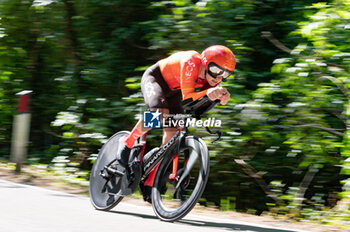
10, 90, 32, 173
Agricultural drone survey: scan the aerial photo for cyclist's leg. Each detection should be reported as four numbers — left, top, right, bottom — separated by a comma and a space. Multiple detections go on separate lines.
143, 126, 177, 198
161, 92, 184, 144
143, 92, 184, 189
136, 64, 186, 202
118, 63, 170, 167
162, 127, 178, 144
116, 121, 146, 167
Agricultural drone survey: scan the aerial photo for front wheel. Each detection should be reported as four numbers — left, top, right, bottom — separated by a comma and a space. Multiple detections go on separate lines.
151, 136, 210, 222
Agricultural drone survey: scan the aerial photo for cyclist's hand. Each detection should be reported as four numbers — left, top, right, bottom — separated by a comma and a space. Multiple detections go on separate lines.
207, 87, 228, 101
220, 92, 230, 105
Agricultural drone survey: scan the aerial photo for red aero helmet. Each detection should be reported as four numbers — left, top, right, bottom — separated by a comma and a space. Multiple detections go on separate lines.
201, 45, 236, 72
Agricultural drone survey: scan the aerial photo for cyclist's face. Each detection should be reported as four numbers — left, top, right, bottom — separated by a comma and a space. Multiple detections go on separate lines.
206, 72, 222, 86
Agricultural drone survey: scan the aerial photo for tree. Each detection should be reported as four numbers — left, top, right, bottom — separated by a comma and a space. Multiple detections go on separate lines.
250, 0, 349, 222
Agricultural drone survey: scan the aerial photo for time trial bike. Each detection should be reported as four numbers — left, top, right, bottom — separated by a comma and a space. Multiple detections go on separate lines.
89, 96, 221, 222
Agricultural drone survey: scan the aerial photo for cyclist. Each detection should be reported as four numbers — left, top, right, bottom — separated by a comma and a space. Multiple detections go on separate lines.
116, 45, 236, 201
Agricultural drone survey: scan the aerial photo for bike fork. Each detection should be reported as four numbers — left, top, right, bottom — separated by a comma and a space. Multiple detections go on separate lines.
169, 127, 187, 180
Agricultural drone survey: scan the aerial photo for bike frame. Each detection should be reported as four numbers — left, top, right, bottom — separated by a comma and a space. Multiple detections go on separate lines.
135, 127, 186, 183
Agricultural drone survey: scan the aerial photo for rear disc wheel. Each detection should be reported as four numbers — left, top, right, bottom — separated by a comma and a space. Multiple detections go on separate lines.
89, 131, 129, 210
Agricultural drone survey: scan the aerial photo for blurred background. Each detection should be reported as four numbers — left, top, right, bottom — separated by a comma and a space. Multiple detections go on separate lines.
0, 0, 349, 228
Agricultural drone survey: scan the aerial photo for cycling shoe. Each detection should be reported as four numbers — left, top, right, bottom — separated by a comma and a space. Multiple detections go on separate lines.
116, 136, 131, 168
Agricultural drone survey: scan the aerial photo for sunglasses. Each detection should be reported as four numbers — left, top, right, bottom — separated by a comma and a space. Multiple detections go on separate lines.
207, 62, 232, 81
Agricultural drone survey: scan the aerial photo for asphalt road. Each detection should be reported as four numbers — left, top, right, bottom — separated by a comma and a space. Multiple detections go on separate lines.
0, 179, 309, 232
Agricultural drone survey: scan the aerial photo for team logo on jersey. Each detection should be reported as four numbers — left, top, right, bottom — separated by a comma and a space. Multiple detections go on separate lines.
185, 60, 196, 77
143, 109, 161, 128
145, 79, 156, 97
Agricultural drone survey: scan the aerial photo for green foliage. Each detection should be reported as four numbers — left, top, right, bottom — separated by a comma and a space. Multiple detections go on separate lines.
245, 0, 349, 226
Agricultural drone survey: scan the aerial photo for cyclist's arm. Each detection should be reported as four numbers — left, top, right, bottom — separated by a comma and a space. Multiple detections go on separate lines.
182, 88, 208, 101
180, 57, 208, 101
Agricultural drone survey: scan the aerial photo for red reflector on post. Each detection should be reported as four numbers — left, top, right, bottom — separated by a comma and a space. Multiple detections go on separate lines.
16, 90, 32, 113
18, 95, 29, 112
